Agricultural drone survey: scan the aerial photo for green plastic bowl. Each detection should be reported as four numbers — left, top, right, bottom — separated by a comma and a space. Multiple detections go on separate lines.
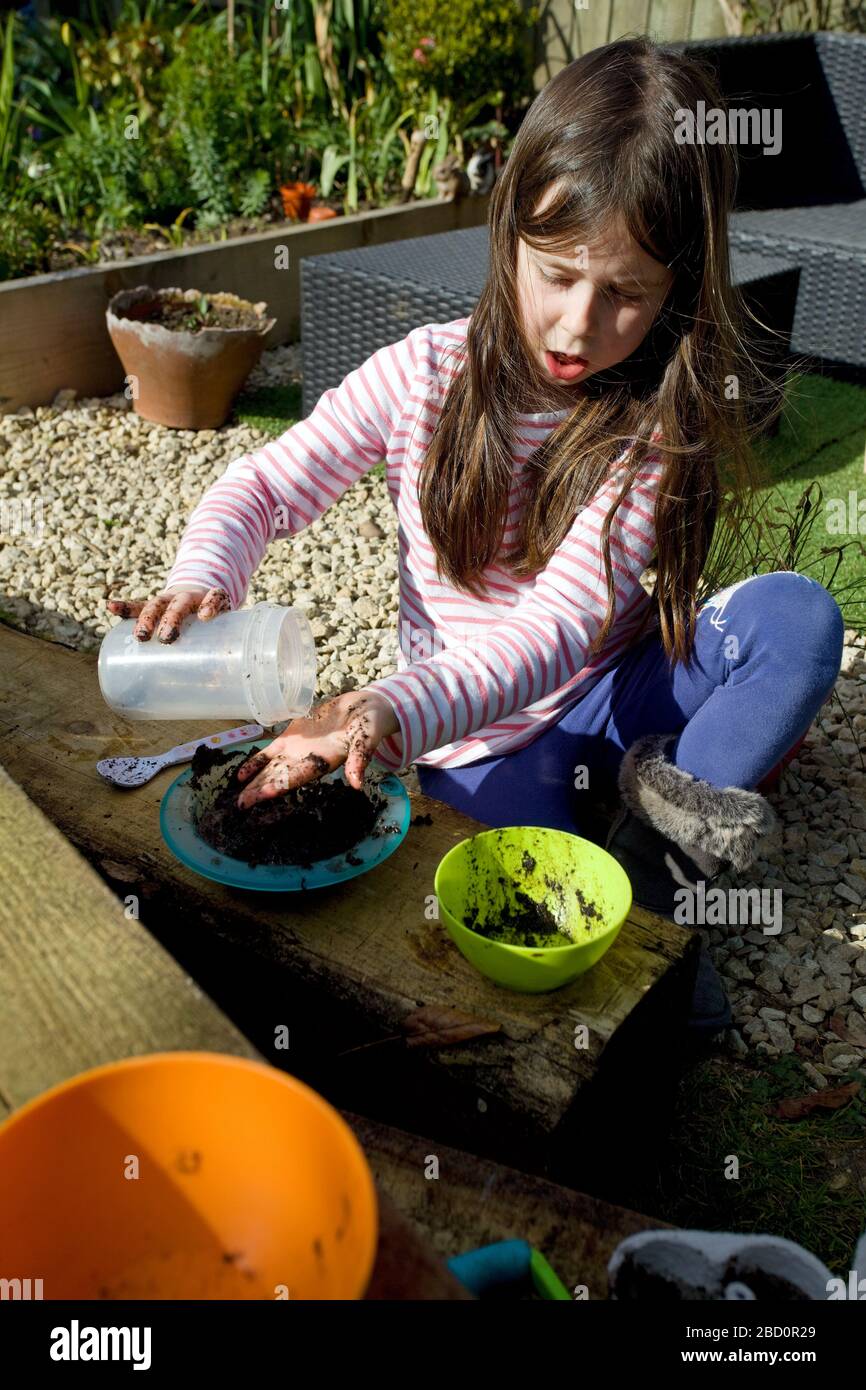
434, 826, 633, 993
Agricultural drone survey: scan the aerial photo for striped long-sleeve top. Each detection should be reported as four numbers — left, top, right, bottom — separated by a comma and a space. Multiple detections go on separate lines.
162, 317, 665, 774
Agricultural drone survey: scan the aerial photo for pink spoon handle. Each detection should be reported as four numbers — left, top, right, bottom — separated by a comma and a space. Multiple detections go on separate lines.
164, 724, 265, 766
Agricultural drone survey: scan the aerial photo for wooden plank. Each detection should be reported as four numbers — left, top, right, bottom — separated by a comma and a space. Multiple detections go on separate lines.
608, 0, 653, 45
0, 761, 263, 1107
574, 0, 612, 57
689, 0, 728, 40
0, 747, 672, 1301
348, 1112, 673, 1298
647, 0, 696, 42
0, 196, 490, 414
0, 622, 699, 1169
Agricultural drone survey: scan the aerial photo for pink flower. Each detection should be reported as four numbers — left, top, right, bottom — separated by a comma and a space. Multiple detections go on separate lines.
412, 47, 427, 62
420, 35, 436, 48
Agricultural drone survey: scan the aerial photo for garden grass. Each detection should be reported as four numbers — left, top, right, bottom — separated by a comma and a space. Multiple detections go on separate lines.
753, 372, 866, 624
617, 1052, 866, 1275
234, 382, 387, 479
233, 383, 303, 440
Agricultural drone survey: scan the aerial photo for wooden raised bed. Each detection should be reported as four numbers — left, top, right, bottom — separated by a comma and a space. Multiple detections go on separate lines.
0, 194, 490, 414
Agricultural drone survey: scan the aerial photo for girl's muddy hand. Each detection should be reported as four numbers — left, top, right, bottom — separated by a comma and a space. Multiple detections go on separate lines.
106, 586, 232, 643
234, 689, 400, 810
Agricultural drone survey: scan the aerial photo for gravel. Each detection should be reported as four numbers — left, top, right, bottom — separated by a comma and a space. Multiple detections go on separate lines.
1, 341, 865, 1078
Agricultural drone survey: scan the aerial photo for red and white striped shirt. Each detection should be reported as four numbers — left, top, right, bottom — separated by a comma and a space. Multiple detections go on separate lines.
163, 317, 664, 773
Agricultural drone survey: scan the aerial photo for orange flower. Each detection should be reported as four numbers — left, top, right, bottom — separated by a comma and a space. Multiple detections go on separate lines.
279, 182, 317, 221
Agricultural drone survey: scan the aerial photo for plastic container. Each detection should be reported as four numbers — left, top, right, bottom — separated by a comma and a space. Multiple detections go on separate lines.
0, 1052, 378, 1299
98, 601, 318, 726
434, 826, 632, 993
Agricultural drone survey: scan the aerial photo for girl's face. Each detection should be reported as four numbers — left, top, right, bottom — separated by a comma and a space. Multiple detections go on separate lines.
515, 194, 675, 407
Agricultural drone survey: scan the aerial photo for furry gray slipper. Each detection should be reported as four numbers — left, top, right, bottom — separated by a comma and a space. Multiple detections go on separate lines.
604, 733, 779, 1037
617, 733, 779, 874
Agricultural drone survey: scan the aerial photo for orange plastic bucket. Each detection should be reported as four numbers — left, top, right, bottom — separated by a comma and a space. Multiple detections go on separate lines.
0, 1052, 377, 1300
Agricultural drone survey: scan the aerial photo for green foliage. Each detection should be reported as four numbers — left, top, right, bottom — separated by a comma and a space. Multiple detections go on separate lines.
381, 0, 537, 114
238, 168, 272, 219
740, 0, 866, 33
46, 105, 146, 229
0, 0, 520, 279
0, 198, 61, 281
300, 81, 414, 213
161, 28, 266, 221
0, 12, 22, 180
74, 14, 168, 114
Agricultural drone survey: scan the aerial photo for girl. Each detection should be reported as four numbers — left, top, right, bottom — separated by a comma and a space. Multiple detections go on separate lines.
109, 37, 844, 1033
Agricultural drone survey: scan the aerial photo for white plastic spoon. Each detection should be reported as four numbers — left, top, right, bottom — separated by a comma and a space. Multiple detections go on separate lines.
96, 723, 265, 788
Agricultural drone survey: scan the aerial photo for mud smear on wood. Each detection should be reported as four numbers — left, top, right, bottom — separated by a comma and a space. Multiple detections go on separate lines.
188, 744, 388, 869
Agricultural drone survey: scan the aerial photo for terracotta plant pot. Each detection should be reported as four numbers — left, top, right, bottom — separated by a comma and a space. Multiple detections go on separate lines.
106, 286, 276, 430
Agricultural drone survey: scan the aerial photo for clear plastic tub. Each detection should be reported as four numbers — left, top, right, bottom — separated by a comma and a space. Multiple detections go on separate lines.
98, 602, 318, 726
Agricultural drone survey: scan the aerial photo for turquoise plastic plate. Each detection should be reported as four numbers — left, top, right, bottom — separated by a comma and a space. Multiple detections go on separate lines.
159, 739, 411, 891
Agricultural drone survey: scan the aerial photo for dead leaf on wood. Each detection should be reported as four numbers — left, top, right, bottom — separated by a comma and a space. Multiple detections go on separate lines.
772, 1080, 861, 1120
335, 1005, 501, 1060
100, 859, 139, 883
401, 1004, 501, 1049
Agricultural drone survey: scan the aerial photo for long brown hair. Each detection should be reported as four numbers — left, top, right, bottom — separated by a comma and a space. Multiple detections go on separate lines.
416, 34, 791, 667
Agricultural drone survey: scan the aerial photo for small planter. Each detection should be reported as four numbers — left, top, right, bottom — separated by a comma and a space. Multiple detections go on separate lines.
106, 285, 276, 430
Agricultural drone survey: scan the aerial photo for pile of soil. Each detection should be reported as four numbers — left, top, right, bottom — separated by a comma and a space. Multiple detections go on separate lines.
188, 744, 386, 869
464, 890, 573, 949
131, 293, 264, 333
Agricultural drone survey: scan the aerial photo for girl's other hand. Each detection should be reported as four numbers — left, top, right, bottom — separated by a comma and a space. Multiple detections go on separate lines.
234, 689, 400, 810
106, 586, 231, 643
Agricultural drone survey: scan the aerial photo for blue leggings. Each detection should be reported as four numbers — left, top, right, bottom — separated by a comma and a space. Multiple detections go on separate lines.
416, 572, 845, 834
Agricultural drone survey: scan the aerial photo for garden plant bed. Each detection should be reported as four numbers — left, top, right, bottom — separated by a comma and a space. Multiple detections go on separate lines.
0, 195, 490, 412
12, 206, 350, 282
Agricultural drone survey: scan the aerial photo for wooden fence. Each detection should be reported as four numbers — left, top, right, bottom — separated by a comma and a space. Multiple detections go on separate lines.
530, 0, 855, 85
